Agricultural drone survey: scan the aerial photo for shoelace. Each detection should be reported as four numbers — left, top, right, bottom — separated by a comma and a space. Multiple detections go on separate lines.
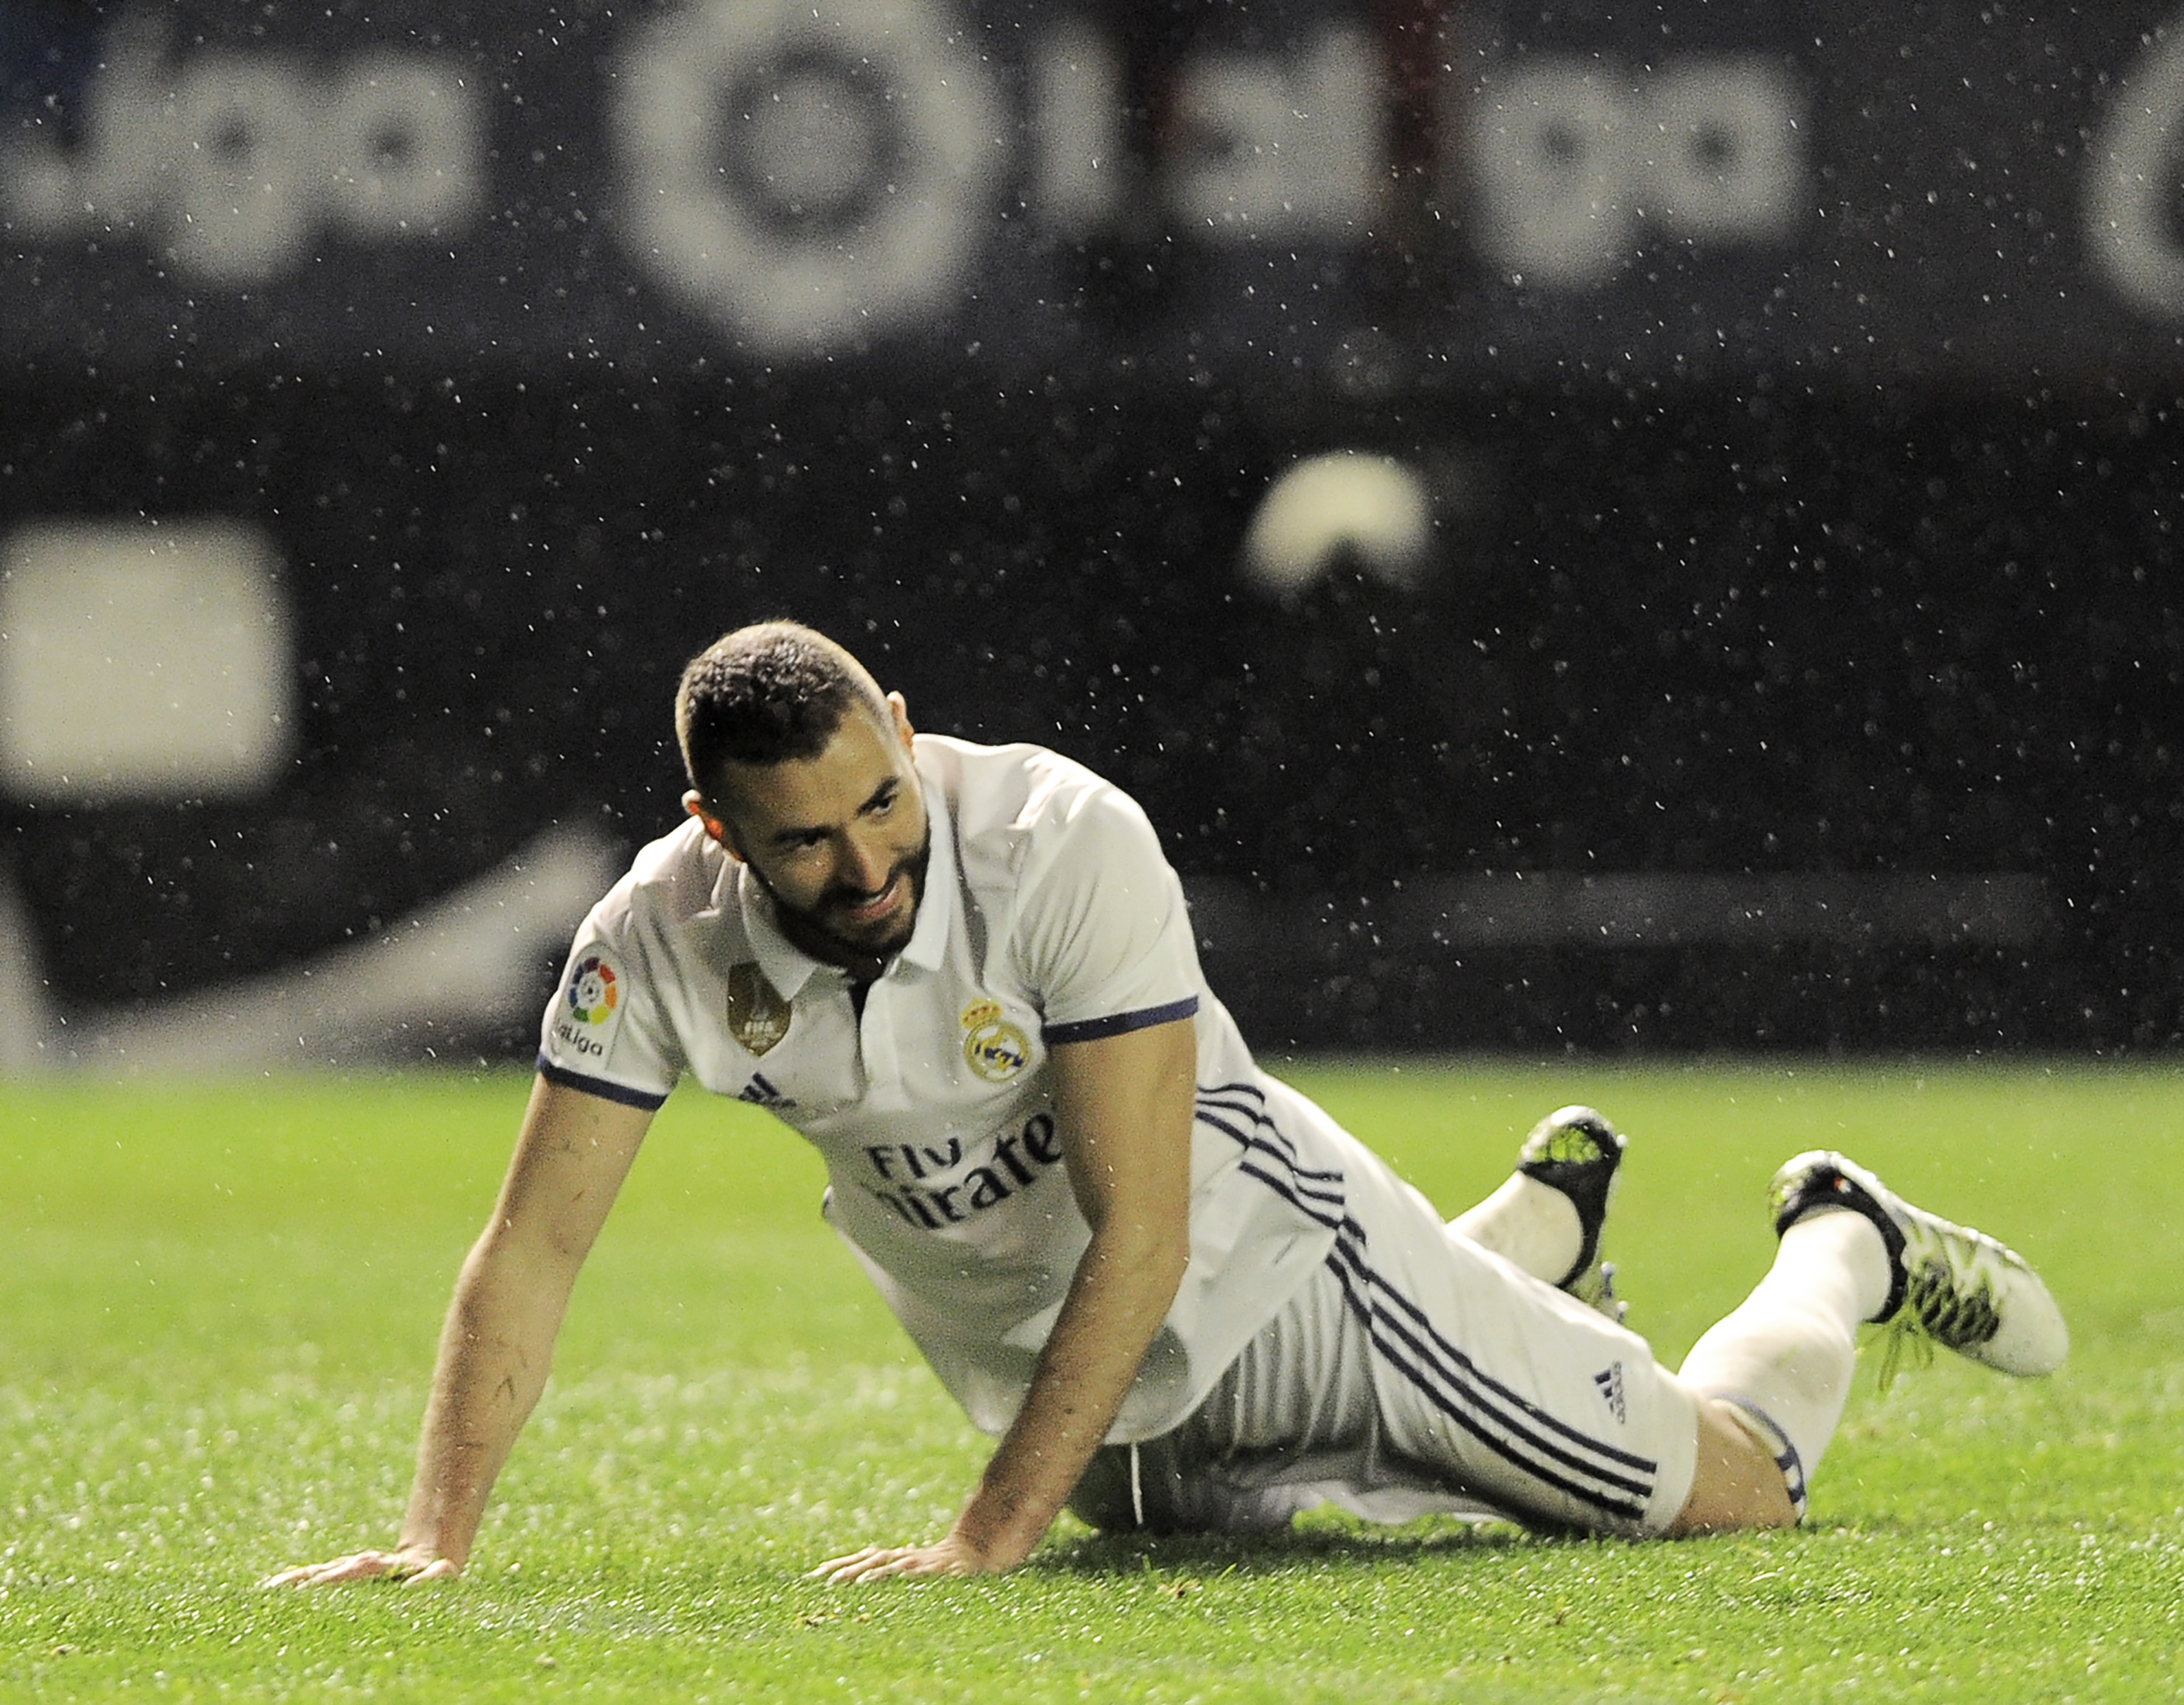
1873, 1252, 2002, 1391
1871, 1307, 1937, 1393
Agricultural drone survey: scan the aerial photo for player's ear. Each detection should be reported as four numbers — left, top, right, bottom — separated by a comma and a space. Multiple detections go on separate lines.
886, 690, 915, 752
683, 790, 745, 862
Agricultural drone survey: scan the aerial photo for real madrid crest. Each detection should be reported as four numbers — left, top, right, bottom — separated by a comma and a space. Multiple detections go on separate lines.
960, 997, 1030, 1083
726, 962, 792, 1057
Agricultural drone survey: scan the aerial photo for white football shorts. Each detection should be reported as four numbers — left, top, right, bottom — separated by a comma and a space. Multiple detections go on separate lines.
1072, 1149, 1699, 1538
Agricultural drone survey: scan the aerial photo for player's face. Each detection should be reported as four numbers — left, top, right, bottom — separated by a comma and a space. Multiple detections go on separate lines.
695, 695, 931, 972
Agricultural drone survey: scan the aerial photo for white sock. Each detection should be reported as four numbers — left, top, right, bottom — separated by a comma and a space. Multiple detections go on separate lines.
1448, 1174, 1583, 1286
1676, 1208, 1893, 1511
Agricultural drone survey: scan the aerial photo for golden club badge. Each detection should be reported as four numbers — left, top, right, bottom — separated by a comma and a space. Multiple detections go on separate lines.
960, 997, 1030, 1083
726, 962, 792, 1056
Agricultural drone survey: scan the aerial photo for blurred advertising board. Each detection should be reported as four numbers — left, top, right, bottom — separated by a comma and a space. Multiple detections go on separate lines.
5, 4, 2181, 1060
4, 0, 2184, 385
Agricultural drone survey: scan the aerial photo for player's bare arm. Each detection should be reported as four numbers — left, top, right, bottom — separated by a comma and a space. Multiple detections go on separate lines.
263, 1075, 654, 1587
815, 1015, 1197, 1582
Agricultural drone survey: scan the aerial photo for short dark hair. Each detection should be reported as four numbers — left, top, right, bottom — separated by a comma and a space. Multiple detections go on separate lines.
676, 621, 888, 797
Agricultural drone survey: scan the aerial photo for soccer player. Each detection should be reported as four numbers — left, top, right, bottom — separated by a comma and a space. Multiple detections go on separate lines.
266, 621, 2066, 1588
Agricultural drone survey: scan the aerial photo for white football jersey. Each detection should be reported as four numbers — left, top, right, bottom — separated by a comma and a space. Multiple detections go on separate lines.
539, 735, 1362, 1441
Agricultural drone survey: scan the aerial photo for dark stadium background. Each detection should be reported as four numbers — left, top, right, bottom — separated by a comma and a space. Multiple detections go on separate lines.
4, 0, 2180, 1057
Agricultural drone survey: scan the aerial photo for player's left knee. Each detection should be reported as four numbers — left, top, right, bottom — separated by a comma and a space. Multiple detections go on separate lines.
1065, 1446, 1141, 1534
1066, 1437, 1219, 1537
1667, 1403, 1803, 1535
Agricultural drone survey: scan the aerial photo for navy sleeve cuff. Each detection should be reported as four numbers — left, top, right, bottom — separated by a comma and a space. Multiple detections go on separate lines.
536, 1055, 672, 1110
1042, 996, 1200, 1046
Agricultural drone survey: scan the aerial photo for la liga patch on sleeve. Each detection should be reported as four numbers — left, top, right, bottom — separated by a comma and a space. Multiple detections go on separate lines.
552, 952, 626, 1064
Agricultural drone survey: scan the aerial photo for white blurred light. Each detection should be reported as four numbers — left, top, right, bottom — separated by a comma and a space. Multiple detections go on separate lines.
2086, 26, 2184, 320
1239, 451, 1434, 598
0, 519, 294, 802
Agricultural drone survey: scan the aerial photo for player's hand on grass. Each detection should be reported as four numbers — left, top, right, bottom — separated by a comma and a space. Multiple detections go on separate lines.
809, 1533, 1012, 1583
260, 1546, 460, 1589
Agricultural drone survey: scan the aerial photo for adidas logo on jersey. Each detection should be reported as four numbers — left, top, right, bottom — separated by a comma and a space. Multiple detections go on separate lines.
736, 1072, 795, 1109
1592, 1361, 1627, 1424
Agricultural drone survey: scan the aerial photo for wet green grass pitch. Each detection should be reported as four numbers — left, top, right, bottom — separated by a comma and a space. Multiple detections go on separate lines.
5, 1061, 2178, 1702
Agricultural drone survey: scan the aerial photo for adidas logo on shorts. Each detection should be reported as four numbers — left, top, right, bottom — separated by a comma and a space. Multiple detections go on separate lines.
1592, 1361, 1627, 1424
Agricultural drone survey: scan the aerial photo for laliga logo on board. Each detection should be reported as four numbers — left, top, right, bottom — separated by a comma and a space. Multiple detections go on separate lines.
609, 0, 1383, 352
612, 0, 1003, 353
567, 955, 620, 1026
1464, 56, 1806, 289
0, 8, 481, 285
960, 998, 1029, 1084
1, 0, 1846, 340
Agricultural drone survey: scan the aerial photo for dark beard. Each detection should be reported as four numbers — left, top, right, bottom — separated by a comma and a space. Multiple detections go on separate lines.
757, 833, 931, 973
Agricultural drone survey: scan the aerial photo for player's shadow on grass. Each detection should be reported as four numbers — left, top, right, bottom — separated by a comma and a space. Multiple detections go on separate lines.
1039, 1513, 1606, 1578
